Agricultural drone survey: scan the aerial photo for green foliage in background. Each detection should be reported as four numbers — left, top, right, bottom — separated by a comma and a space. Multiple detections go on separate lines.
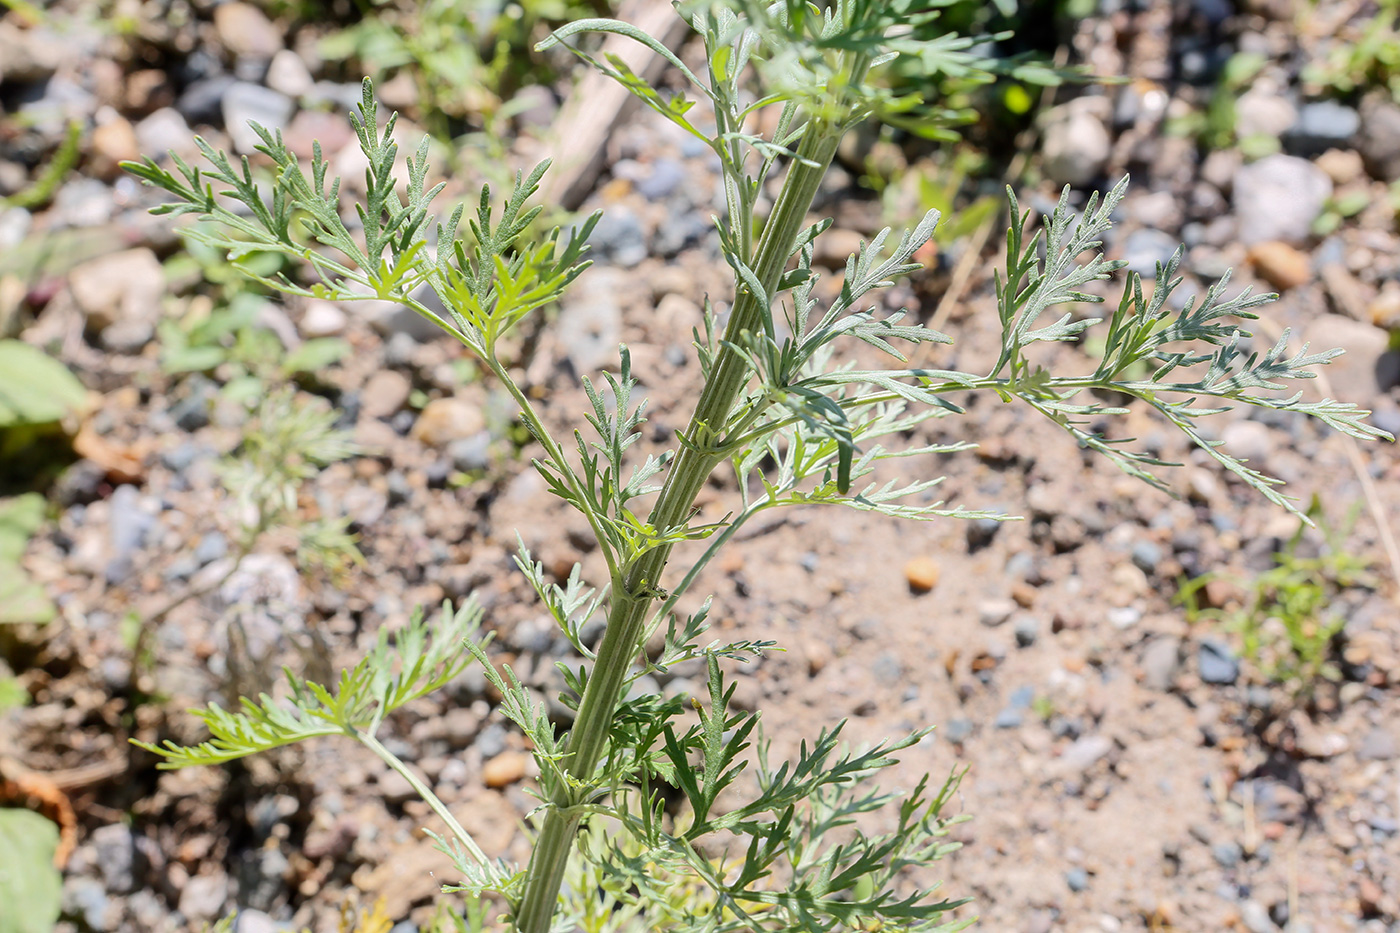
317, 0, 606, 143
0, 341, 88, 490
161, 237, 349, 405
1181, 500, 1375, 697
1304, 0, 1400, 102
0, 809, 62, 933
0, 493, 54, 626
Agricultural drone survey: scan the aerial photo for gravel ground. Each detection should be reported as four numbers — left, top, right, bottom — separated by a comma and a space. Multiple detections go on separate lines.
2, 1, 1399, 932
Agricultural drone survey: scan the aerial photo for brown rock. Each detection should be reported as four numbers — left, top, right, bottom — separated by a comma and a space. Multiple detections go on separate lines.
213, 2, 282, 61
1369, 284, 1400, 330
1247, 241, 1311, 291
69, 248, 165, 333
482, 750, 529, 789
411, 397, 485, 447
90, 117, 139, 179
1315, 148, 1364, 185
903, 556, 940, 593
361, 370, 412, 420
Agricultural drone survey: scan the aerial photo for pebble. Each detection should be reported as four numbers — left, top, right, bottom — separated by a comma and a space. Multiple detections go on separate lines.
177, 76, 236, 125
265, 49, 313, 99
1041, 98, 1111, 186
942, 718, 974, 744
1107, 607, 1141, 630
233, 910, 281, 933
1246, 240, 1311, 290
195, 531, 228, 566
903, 556, 940, 593
177, 873, 229, 922
106, 485, 157, 584
1212, 840, 1243, 868
1120, 229, 1180, 278
1235, 88, 1297, 140
1286, 100, 1359, 156
222, 82, 295, 154
411, 397, 485, 447
1013, 614, 1040, 647
361, 370, 413, 420
91, 823, 140, 894
1220, 420, 1273, 463
298, 300, 348, 338
557, 270, 623, 375
1301, 314, 1390, 402
1358, 92, 1400, 182
90, 116, 139, 177
966, 517, 1002, 550
1357, 727, 1398, 761
69, 248, 165, 336
1240, 899, 1274, 933
1233, 154, 1331, 245
1198, 638, 1240, 685
213, 2, 283, 62
448, 434, 491, 473
134, 107, 193, 157
1065, 867, 1089, 892
482, 750, 530, 788
1059, 735, 1113, 775
978, 598, 1016, 627
1142, 637, 1181, 691
589, 207, 648, 268
994, 708, 1024, 729
1130, 540, 1163, 573
64, 878, 114, 932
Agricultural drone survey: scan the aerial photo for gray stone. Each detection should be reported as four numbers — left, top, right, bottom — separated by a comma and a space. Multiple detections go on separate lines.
178, 873, 229, 922
1199, 638, 1240, 685
1212, 840, 1243, 868
558, 269, 623, 375
1286, 100, 1360, 156
1301, 315, 1389, 404
196, 532, 229, 566
1221, 420, 1273, 463
1142, 637, 1181, 691
1065, 867, 1089, 892
64, 877, 114, 931
1121, 229, 1181, 277
135, 108, 193, 157
1359, 92, 1400, 182
967, 517, 1002, 550
52, 177, 114, 228
1240, 899, 1274, 933
0, 21, 64, 83
1233, 155, 1331, 245
1041, 98, 1111, 187
1358, 727, 1398, 761
178, 76, 237, 125
637, 158, 685, 200
1013, 614, 1040, 647
590, 207, 648, 268
266, 49, 314, 99
942, 718, 974, 743
105, 485, 157, 584
222, 82, 295, 154
1131, 539, 1163, 572
91, 823, 140, 894
995, 708, 1024, 729
1235, 88, 1297, 141
1058, 735, 1113, 775
298, 300, 347, 338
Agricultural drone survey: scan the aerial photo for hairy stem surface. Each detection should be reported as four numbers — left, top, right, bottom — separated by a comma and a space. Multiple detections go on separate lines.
512, 119, 840, 933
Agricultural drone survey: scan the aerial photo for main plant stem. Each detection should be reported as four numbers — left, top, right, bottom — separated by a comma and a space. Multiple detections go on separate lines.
512, 120, 841, 933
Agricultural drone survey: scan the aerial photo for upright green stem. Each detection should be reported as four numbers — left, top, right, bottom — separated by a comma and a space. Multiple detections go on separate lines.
512, 118, 842, 933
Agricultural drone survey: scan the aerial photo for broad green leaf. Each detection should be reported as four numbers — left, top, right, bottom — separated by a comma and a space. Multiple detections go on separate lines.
0, 809, 62, 933
0, 341, 88, 429
0, 494, 45, 564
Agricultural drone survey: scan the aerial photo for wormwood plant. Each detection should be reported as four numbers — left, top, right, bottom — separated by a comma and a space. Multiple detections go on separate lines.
123, 2, 1391, 931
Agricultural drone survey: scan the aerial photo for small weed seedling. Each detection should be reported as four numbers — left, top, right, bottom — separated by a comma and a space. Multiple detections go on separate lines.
124, 3, 1391, 930
1180, 500, 1376, 700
